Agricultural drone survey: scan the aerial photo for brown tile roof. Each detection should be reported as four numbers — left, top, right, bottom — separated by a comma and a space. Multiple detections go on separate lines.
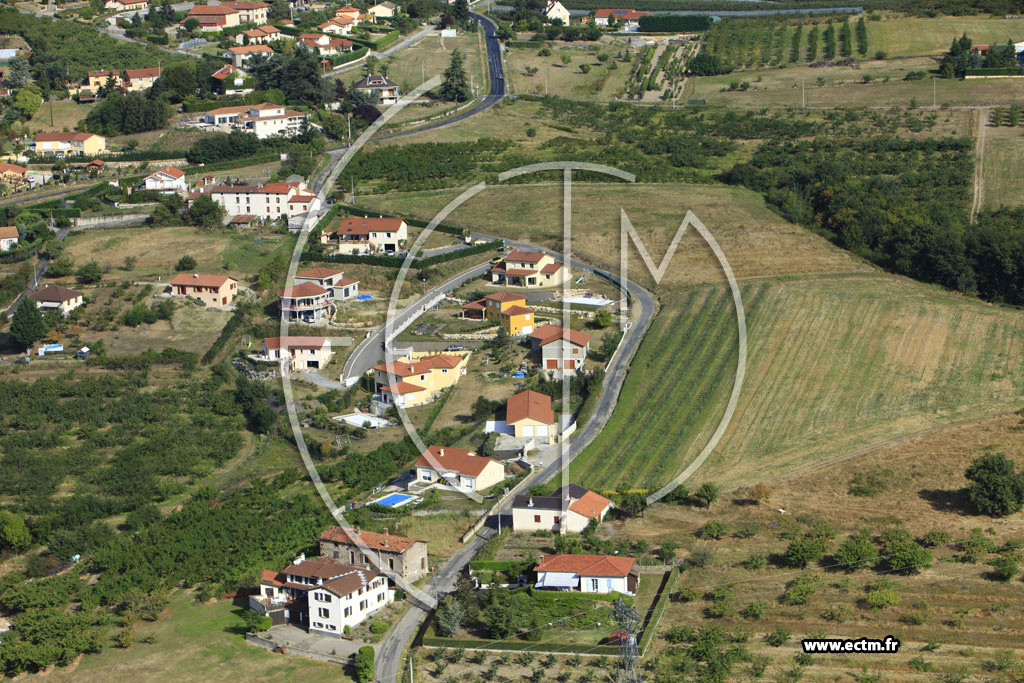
263, 336, 328, 350
320, 526, 423, 553
529, 323, 591, 348
336, 277, 359, 286
188, 4, 238, 13
125, 67, 162, 79
380, 381, 426, 395
416, 445, 498, 477
506, 390, 554, 426
229, 214, 256, 223
535, 554, 635, 577
461, 300, 485, 311
170, 273, 235, 288
261, 569, 285, 586
333, 216, 405, 236
373, 354, 463, 377
296, 267, 344, 279
211, 65, 243, 80
280, 557, 380, 597
506, 251, 547, 263
568, 491, 613, 520
29, 285, 83, 303
35, 132, 99, 142
227, 44, 274, 54
485, 291, 526, 303
278, 282, 329, 298
504, 269, 537, 277
540, 263, 562, 274
0, 226, 18, 239
222, 0, 270, 7
501, 305, 533, 317
0, 163, 27, 176
146, 166, 184, 180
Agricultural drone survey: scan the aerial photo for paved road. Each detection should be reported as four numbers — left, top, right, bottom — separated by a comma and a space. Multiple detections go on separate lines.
4, 227, 71, 319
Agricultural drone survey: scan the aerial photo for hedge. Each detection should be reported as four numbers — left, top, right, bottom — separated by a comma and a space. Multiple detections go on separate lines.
274, 24, 303, 37
964, 68, 1024, 76
469, 560, 527, 571
508, 40, 544, 49
202, 306, 246, 364
636, 568, 679, 656
636, 14, 712, 32
420, 635, 620, 655
184, 151, 282, 174
0, 238, 43, 263
329, 46, 369, 67
348, 29, 400, 51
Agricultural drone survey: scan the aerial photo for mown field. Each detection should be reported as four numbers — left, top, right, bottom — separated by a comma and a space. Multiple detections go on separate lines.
981, 123, 1024, 210
353, 182, 1024, 492
504, 38, 633, 101
869, 14, 1024, 58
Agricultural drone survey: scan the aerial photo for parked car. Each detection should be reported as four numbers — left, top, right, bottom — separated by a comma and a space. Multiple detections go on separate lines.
489, 256, 503, 264
445, 344, 464, 352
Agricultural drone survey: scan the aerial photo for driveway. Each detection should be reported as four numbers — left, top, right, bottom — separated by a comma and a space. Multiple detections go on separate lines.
263, 623, 365, 659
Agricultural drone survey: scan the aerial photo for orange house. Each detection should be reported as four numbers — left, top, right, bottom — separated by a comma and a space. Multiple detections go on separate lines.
169, 273, 238, 306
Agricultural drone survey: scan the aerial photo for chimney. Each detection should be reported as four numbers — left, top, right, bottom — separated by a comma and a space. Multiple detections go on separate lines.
193, 273, 198, 278
439, 448, 444, 456
528, 497, 534, 507
383, 528, 388, 536
295, 552, 305, 564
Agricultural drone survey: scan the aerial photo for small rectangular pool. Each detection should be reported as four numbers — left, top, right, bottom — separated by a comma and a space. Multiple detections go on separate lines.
373, 493, 415, 508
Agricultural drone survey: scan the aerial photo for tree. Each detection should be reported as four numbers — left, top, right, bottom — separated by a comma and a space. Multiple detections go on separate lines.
597, 330, 620, 361
965, 453, 1024, 517
152, 62, 198, 103
441, 49, 470, 102
579, 63, 591, 74
560, 54, 571, 66
270, 0, 290, 20
241, 610, 272, 633
783, 535, 827, 569
0, 510, 31, 552
9, 298, 46, 349
694, 482, 719, 509
834, 529, 878, 571
7, 55, 32, 88
188, 194, 224, 229
855, 16, 868, 55
363, 55, 380, 78
437, 597, 464, 637
618, 491, 647, 517
593, 309, 612, 327
354, 645, 375, 683
76, 261, 103, 284
175, 255, 197, 271
48, 255, 75, 278
657, 541, 679, 563
184, 17, 200, 34
13, 85, 43, 119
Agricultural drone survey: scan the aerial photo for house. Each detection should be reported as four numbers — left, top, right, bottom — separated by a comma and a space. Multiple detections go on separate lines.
320, 216, 407, 254
224, 44, 275, 67
368, 1, 398, 19
168, 273, 238, 306
372, 351, 470, 415
235, 24, 281, 44
534, 554, 637, 595
278, 281, 334, 323
512, 484, 613, 533
544, 0, 570, 24
971, 44, 991, 56
0, 226, 18, 251
85, 159, 106, 174
201, 180, 317, 218
335, 5, 361, 21
413, 445, 505, 492
320, 526, 429, 582
185, 4, 241, 30
353, 74, 400, 105
211, 65, 253, 95
506, 389, 555, 443
229, 214, 257, 227
86, 70, 122, 90
0, 162, 27, 185
528, 323, 591, 374
259, 336, 333, 371
461, 290, 534, 335
143, 166, 187, 193
33, 132, 106, 157
318, 16, 356, 35
490, 251, 568, 288
250, 554, 393, 634
104, 0, 148, 11
593, 8, 647, 29
297, 33, 354, 56
29, 285, 85, 316
221, 0, 270, 24
294, 266, 359, 301
201, 102, 310, 138
123, 67, 162, 92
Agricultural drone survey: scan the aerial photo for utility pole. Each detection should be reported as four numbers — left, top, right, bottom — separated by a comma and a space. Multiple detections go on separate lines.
347, 112, 352, 139
933, 76, 937, 108
802, 78, 805, 108
614, 599, 641, 683
545, 69, 548, 94
408, 655, 414, 683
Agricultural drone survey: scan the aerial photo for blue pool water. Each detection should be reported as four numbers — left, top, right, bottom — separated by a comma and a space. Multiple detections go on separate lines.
374, 493, 414, 507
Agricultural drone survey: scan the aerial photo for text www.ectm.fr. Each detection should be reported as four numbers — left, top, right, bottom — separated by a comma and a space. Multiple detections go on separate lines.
802, 637, 901, 654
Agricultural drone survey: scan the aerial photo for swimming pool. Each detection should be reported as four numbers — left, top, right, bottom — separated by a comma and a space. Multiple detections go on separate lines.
373, 493, 415, 508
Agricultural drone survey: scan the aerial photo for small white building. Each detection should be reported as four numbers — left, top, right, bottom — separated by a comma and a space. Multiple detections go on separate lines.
413, 445, 505, 493
143, 166, 187, 193
544, 0, 570, 24
0, 226, 18, 252
29, 285, 85, 316
198, 180, 318, 219
368, 1, 398, 18
201, 102, 311, 140
512, 484, 613, 534
259, 336, 333, 371
528, 324, 591, 375
534, 554, 637, 595
251, 555, 393, 634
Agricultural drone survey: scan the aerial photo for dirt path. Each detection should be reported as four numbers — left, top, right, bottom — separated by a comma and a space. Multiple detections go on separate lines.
970, 107, 988, 222
765, 408, 1019, 485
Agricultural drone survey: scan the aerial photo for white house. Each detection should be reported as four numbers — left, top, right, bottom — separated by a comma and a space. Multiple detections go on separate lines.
29, 285, 85, 316
512, 484, 614, 534
353, 75, 400, 106
368, 1, 398, 18
544, 0, 570, 24
259, 336, 333, 371
143, 166, 187, 193
199, 181, 318, 218
294, 266, 360, 301
250, 555, 393, 633
0, 226, 18, 252
413, 445, 505, 493
534, 554, 637, 595
223, 44, 274, 67
320, 216, 407, 254
202, 102, 311, 139
528, 323, 591, 374
211, 65, 253, 96
277, 281, 334, 323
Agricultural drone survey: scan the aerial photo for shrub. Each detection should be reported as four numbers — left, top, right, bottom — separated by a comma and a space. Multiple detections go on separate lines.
908, 656, 932, 672
783, 535, 827, 569
822, 605, 849, 622
782, 574, 818, 606
863, 587, 899, 609
740, 601, 769, 620
670, 586, 698, 603
990, 556, 1018, 582
370, 619, 389, 634
175, 255, 197, 271
965, 453, 1024, 517
920, 530, 952, 548
742, 553, 767, 571
766, 627, 790, 647
695, 520, 731, 540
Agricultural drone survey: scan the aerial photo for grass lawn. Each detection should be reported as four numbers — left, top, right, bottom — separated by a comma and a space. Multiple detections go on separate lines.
24, 99, 95, 134
345, 34, 487, 101
868, 14, 1024, 58
36, 590, 349, 683
980, 122, 1024, 210
505, 38, 632, 101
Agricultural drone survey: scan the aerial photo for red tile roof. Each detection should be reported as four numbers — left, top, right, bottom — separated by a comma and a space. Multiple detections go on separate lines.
29, 285, 83, 303
535, 554, 635, 577
0, 226, 18, 239
263, 336, 328, 350
296, 267, 344, 279
169, 273, 235, 288
505, 251, 547, 263
188, 4, 238, 14
380, 381, 426, 395
529, 323, 591, 348
501, 305, 533, 317
373, 354, 463, 377
416, 445, 498, 477
125, 67, 162, 79
568, 491, 613, 520
333, 216, 405, 236
35, 132, 99, 142
227, 44, 274, 54
320, 526, 423, 553
261, 569, 285, 586
503, 268, 537, 277
146, 166, 184, 180
485, 291, 526, 303
278, 281, 329, 298
506, 390, 554, 426
0, 162, 26, 176
540, 263, 562, 274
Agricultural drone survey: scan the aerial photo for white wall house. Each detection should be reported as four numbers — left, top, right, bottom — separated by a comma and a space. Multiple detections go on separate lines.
199, 181, 318, 219
202, 102, 311, 139
29, 285, 85, 316
143, 166, 187, 193
259, 336, 333, 371
0, 226, 18, 252
512, 484, 614, 534
528, 324, 591, 374
251, 555, 393, 634
545, 0, 570, 24
294, 266, 360, 301
413, 445, 505, 493
534, 554, 637, 595
320, 216, 408, 254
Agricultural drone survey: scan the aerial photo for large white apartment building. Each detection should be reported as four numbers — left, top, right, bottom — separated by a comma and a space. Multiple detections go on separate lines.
201, 102, 311, 139
195, 181, 319, 219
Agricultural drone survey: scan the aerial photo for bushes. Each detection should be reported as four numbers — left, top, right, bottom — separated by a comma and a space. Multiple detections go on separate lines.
202, 306, 247, 364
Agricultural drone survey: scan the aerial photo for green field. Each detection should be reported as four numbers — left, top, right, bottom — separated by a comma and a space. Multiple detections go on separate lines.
504, 38, 633, 101
869, 15, 1024, 58
353, 182, 1024, 492
981, 123, 1024, 209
